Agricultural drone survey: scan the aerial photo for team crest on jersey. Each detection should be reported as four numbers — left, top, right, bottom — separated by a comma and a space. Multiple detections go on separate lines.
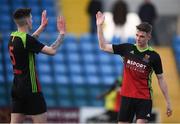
143, 54, 150, 63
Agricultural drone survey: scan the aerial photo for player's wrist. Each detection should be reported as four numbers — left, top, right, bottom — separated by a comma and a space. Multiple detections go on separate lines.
59, 32, 65, 35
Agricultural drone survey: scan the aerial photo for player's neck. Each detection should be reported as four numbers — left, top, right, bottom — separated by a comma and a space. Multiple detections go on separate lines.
18, 26, 29, 33
137, 44, 149, 50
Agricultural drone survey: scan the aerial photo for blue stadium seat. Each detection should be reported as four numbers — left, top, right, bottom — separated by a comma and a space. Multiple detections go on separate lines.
101, 75, 115, 85
80, 41, 95, 53
90, 100, 104, 106
73, 98, 87, 107
64, 34, 77, 43
84, 64, 98, 74
0, 83, 8, 106
54, 74, 69, 84
127, 37, 135, 44
0, 54, 4, 83
72, 85, 87, 97
53, 64, 67, 74
45, 96, 57, 107
52, 52, 66, 63
79, 34, 99, 53
5, 61, 13, 83
39, 74, 53, 84
30, 6, 40, 16
111, 36, 121, 44
0, 98, 8, 106
58, 98, 73, 107
57, 85, 71, 97
0, 0, 8, 5
0, 13, 11, 32
45, 17, 56, 32
26, 0, 39, 7
98, 53, 111, 64
42, 84, 55, 97
42, 84, 57, 107
67, 53, 81, 63
81, 53, 97, 64
69, 63, 82, 74
36, 53, 50, 63
99, 64, 115, 75
37, 63, 51, 73
88, 85, 103, 98
36, 54, 53, 84
0, 5, 10, 15
70, 74, 84, 84
86, 75, 100, 84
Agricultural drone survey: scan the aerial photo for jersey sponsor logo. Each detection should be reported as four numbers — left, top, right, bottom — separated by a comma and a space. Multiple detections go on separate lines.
126, 59, 146, 73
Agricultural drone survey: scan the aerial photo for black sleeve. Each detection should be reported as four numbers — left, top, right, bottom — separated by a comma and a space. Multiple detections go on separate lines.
26, 34, 45, 54
152, 53, 163, 74
112, 43, 131, 57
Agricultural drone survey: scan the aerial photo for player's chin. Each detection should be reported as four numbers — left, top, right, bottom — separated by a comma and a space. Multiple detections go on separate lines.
137, 41, 142, 46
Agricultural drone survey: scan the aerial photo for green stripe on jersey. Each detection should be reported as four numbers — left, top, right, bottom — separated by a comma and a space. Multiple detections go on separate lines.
29, 53, 38, 93
134, 44, 154, 52
148, 70, 153, 98
11, 31, 26, 48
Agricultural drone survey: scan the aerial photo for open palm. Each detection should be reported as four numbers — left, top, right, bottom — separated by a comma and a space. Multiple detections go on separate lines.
41, 10, 48, 28
96, 11, 105, 26
57, 16, 66, 35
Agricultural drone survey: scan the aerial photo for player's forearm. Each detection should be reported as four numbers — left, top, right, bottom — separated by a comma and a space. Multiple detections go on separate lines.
158, 78, 171, 105
97, 25, 106, 50
50, 34, 64, 50
32, 25, 45, 39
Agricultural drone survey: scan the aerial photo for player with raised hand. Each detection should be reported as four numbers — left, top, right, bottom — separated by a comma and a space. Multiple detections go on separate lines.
96, 11, 172, 123
8, 8, 66, 123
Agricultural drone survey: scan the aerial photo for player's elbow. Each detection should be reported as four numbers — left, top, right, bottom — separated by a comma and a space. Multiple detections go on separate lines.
48, 49, 57, 56
41, 46, 57, 56
99, 45, 106, 51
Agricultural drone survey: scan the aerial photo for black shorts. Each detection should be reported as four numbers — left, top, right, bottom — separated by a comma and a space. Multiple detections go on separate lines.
11, 91, 47, 115
118, 96, 152, 122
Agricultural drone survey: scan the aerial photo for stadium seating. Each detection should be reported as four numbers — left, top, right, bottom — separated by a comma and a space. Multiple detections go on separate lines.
172, 36, 180, 72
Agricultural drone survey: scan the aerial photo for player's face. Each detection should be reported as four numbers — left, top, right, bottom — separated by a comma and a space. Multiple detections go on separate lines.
135, 30, 151, 48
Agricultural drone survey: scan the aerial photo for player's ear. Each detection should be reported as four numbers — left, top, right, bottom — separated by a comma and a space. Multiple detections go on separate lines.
25, 18, 29, 25
147, 33, 151, 40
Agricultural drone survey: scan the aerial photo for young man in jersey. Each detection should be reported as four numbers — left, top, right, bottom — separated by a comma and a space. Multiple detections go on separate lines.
96, 11, 172, 123
8, 8, 66, 123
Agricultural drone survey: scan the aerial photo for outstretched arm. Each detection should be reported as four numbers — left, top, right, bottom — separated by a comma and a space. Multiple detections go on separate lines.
156, 74, 172, 117
96, 11, 113, 53
32, 10, 48, 38
41, 16, 66, 55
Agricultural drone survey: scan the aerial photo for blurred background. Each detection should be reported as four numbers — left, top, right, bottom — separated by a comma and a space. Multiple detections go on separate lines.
0, 0, 180, 123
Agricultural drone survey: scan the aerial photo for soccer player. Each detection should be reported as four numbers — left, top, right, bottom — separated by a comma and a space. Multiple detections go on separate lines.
8, 8, 66, 123
96, 11, 172, 123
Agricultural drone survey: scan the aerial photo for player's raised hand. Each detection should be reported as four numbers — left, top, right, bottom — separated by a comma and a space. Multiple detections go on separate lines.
40, 10, 48, 28
96, 11, 105, 26
57, 16, 66, 35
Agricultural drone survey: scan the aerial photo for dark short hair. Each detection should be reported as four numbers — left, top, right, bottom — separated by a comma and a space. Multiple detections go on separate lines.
13, 8, 31, 20
136, 22, 152, 33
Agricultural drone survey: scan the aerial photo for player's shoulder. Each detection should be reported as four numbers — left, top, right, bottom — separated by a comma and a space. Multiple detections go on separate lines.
121, 43, 134, 47
147, 46, 161, 58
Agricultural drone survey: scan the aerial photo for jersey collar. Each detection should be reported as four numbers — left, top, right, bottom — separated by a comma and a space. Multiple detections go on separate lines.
134, 44, 153, 52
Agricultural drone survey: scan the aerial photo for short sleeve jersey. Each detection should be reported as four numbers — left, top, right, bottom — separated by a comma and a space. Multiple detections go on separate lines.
8, 31, 45, 93
113, 43, 163, 99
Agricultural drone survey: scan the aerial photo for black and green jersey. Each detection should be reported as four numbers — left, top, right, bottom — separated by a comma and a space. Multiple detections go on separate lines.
8, 31, 45, 93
